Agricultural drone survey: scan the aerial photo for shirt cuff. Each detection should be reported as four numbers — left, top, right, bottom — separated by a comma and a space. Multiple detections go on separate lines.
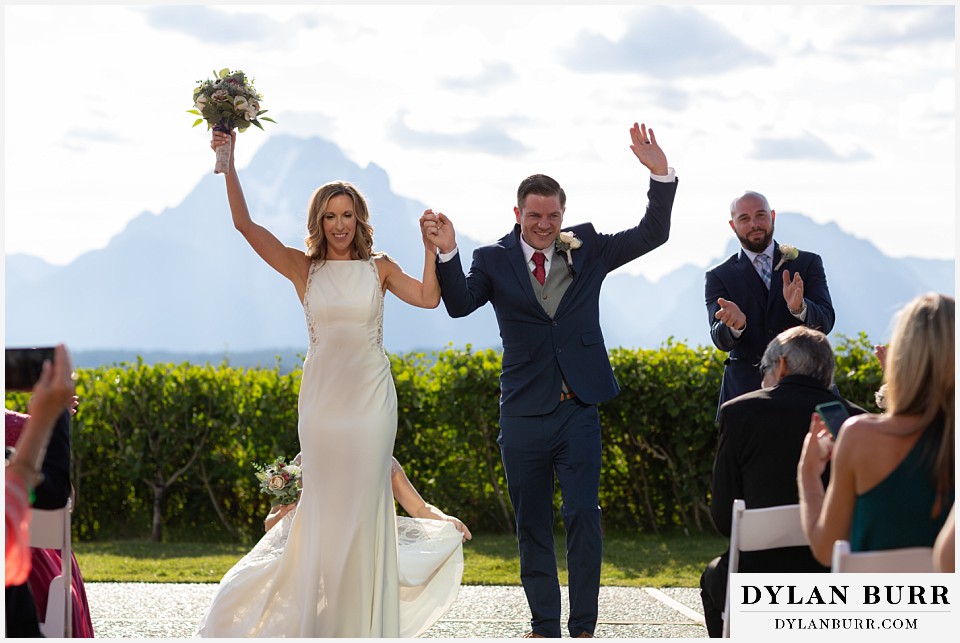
791, 300, 808, 321
438, 246, 459, 263
730, 324, 745, 338
651, 167, 676, 183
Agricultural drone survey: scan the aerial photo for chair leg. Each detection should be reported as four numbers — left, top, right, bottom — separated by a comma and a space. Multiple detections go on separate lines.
39, 575, 66, 638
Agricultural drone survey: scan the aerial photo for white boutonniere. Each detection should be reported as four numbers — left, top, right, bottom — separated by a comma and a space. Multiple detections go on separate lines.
773, 243, 799, 271
555, 231, 581, 276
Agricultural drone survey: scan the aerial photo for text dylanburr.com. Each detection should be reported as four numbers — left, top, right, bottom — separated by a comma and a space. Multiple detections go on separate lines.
730, 573, 958, 639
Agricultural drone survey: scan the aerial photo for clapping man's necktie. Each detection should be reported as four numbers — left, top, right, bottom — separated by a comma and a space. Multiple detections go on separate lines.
754, 253, 771, 289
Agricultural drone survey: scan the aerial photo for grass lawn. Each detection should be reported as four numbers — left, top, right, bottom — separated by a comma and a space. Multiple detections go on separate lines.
75, 531, 726, 587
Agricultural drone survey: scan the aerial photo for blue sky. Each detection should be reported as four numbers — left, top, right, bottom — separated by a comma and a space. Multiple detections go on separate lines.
3, 3, 955, 279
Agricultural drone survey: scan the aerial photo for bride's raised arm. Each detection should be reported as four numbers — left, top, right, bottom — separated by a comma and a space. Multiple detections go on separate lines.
376, 209, 442, 309
212, 130, 310, 297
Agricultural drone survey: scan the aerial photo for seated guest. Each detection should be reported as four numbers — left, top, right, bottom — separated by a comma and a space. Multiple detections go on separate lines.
6, 345, 78, 636
7, 405, 95, 638
700, 327, 865, 637
799, 293, 954, 564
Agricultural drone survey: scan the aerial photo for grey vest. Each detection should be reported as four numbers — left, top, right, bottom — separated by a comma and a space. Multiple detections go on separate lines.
528, 253, 573, 318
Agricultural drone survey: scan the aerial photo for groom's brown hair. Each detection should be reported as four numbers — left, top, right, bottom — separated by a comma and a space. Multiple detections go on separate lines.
517, 174, 566, 210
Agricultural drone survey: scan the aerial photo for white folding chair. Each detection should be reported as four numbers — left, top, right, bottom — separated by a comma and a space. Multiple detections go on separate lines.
831, 539, 934, 573
28, 497, 73, 638
722, 499, 807, 638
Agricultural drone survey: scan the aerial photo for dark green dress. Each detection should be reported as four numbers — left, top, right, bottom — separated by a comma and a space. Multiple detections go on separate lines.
850, 421, 953, 552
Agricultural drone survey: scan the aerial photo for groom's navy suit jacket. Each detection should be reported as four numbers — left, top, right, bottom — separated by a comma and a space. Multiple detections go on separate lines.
705, 242, 835, 413
437, 179, 677, 417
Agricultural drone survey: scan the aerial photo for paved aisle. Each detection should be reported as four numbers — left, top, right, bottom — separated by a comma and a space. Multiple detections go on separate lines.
86, 583, 707, 638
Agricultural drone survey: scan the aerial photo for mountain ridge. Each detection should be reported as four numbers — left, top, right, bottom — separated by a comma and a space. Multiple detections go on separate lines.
6, 134, 954, 366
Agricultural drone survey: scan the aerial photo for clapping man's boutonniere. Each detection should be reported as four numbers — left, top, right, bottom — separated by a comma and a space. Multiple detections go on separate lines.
555, 231, 582, 276
774, 243, 799, 271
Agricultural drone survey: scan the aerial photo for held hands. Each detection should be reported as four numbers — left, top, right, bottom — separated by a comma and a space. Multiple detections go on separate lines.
628, 122, 668, 176
782, 270, 805, 314
418, 209, 441, 254
420, 210, 457, 254
714, 298, 746, 331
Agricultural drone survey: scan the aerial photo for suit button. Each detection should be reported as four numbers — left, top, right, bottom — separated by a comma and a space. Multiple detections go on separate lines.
542, 294, 548, 300
552, 322, 558, 327
556, 348, 562, 354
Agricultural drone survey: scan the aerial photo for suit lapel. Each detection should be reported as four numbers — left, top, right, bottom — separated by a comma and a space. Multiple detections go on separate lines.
767, 242, 783, 314
504, 226, 547, 313
551, 229, 580, 319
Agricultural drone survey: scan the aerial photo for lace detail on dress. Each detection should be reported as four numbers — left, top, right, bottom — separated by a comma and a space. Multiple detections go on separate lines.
369, 258, 385, 349
242, 509, 296, 568
303, 260, 321, 348
397, 517, 430, 548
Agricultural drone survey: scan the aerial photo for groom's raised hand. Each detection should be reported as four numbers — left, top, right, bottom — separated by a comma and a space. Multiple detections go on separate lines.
629, 122, 668, 176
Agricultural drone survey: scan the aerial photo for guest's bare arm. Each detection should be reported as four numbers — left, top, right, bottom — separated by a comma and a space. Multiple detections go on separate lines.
391, 458, 472, 541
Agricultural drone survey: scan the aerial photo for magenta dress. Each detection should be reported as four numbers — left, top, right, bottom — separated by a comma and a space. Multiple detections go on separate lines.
5, 410, 95, 637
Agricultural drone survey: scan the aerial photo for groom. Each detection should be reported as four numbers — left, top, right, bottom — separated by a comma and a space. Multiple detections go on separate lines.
421, 122, 678, 638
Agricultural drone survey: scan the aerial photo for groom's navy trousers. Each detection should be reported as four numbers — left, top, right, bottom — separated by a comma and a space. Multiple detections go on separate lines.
499, 400, 602, 638
437, 177, 677, 637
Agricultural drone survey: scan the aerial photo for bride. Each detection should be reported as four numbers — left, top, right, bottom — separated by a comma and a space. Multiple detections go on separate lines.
196, 130, 447, 637
198, 456, 471, 637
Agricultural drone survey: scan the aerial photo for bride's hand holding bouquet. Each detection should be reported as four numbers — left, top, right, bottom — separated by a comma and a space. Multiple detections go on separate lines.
189, 68, 275, 174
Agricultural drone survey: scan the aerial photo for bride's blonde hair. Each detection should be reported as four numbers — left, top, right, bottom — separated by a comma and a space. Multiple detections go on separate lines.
305, 181, 375, 261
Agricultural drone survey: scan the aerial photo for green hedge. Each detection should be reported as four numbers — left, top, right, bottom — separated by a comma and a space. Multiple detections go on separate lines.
5, 334, 882, 543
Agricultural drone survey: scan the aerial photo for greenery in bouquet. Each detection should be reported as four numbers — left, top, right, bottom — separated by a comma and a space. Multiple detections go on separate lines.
253, 455, 302, 506
189, 68, 276, 132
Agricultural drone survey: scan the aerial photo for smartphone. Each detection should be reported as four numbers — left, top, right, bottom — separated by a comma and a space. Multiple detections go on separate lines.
5, 347, 56, 392
815, 400, 850, 437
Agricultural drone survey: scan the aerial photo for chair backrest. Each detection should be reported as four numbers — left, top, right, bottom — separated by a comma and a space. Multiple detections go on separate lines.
723, 499, 807, 637
28, 498, 73, 638
831, 540, 934, 573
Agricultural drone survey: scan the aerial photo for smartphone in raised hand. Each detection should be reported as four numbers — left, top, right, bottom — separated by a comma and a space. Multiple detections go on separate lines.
5, 347, 56, 392
815, 400, 850, 438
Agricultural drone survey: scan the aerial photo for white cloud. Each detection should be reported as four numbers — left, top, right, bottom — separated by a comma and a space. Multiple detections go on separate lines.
2, 3, 954, 280
565, 6, 769, 78
751, 132, 873, 163
138, 5, 284, 43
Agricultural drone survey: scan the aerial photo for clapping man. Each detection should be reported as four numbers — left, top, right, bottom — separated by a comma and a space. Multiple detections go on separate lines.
421, 122, 678, 638
705, 191, 835, 418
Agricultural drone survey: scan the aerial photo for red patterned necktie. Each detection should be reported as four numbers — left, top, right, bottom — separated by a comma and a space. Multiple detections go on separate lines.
532, 251, 546, 285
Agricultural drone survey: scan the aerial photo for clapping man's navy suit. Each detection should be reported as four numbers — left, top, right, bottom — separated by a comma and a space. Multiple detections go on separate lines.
705, 191, 835, 417
421, 123, 678, 638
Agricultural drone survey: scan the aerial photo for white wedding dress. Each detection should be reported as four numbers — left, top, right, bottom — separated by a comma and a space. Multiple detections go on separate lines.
195, 259, 463, 637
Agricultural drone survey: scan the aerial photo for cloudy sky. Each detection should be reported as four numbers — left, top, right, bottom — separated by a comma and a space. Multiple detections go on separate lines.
3, 3, 955, 280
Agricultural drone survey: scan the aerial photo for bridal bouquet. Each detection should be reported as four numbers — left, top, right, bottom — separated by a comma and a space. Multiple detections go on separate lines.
188, 68, 275, 174
253, 456, 302, 506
